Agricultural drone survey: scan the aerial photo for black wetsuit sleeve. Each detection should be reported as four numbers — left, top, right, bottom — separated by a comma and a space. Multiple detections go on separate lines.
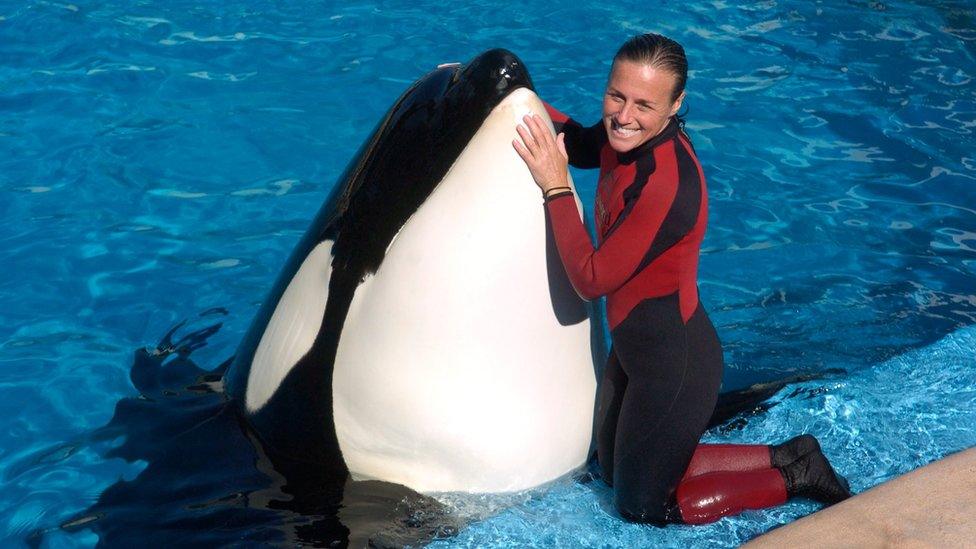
543, 102, 606, 170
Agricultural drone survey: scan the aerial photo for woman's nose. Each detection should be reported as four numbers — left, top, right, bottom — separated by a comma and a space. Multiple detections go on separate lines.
615, 103, 635, 124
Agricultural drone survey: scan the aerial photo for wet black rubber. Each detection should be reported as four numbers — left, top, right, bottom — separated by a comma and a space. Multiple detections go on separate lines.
781, 448, 853, 505
770, 434, 821, 469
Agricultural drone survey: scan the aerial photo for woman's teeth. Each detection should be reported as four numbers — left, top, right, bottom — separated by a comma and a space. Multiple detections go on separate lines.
612, 123, 639, 137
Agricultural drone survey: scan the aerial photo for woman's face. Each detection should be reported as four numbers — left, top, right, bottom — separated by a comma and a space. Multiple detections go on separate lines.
602, 60, 685, 153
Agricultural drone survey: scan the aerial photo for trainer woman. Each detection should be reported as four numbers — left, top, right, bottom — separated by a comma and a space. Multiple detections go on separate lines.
513, 33, 851, 525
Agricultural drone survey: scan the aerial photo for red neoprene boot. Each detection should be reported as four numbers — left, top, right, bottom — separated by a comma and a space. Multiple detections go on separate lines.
675, 468, 788, 524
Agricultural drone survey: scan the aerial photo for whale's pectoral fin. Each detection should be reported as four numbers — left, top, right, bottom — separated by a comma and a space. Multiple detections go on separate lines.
131, 310, 230, 397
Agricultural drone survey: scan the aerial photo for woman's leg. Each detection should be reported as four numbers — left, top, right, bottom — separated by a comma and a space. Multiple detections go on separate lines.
676, 468, 788, 524
594, 349, 627, 486
675, 437, 824, 524
667, 305, 848, 524
675, 442, 852, 524
682, 435, 820, 479
608, 297, 850, 525
682, 444, 772, 479
609, 296, 723, 524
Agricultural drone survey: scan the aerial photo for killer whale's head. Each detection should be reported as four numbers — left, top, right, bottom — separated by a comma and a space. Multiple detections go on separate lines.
225, 48, 598, 494
227, 47, 545, 433
321, 49, 535, 278
443, 48, 533, 107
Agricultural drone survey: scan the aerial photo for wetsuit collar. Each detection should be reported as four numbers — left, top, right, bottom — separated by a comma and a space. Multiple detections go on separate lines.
615, 116, 680, 165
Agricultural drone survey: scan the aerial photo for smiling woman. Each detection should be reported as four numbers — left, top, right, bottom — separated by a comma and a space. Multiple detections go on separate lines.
513, 33, 853, 525
602, 60, 685, 153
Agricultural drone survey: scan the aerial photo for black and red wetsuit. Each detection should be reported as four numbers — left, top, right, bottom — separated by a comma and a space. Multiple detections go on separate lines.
544, 104, 789, 525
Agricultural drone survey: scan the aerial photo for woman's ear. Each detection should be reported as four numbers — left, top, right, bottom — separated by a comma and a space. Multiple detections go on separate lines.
671, 91, 686, 116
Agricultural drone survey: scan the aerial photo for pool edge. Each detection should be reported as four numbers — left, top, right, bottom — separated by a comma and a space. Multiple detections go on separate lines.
744, 446, 976, 548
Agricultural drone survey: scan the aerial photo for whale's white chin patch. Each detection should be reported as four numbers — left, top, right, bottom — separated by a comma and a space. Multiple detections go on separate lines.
332, 87, 595, 494
246, 240, 334, 412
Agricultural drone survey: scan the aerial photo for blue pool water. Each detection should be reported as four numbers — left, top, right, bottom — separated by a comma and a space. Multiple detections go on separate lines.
2, 0, 975, 546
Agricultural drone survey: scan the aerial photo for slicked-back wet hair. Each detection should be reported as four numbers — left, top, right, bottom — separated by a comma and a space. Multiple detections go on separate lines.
613, 33, 688, 103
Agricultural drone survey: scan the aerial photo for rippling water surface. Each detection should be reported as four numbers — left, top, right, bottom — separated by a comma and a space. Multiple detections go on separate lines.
2, 0, 975, 547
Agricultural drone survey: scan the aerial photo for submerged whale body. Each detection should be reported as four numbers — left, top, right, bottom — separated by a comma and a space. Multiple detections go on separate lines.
225, 49, 600, 494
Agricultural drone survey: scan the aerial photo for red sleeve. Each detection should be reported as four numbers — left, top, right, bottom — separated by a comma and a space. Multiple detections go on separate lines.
544, 153, 681, 300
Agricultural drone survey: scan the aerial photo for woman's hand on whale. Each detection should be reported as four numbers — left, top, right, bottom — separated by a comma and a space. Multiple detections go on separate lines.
513, 114, 570, 196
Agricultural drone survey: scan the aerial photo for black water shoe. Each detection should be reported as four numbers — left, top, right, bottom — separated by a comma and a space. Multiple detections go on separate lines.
770, 434, 820, 468
781, 447, 853, 505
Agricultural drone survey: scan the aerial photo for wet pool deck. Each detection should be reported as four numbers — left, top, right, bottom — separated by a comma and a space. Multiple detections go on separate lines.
745, 447, 976, 548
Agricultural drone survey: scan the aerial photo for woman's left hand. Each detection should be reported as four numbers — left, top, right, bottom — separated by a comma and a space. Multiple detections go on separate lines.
513, 114, 570, 195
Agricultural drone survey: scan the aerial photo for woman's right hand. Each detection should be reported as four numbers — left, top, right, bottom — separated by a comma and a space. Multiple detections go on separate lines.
512, 114, 570, 195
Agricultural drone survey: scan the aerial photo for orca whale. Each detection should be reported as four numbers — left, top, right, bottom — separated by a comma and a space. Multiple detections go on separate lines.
225, 49, 600, 494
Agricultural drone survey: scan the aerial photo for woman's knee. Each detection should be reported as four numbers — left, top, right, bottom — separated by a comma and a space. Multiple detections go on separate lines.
611, 467, 680, 525
613, 490, 679, 526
